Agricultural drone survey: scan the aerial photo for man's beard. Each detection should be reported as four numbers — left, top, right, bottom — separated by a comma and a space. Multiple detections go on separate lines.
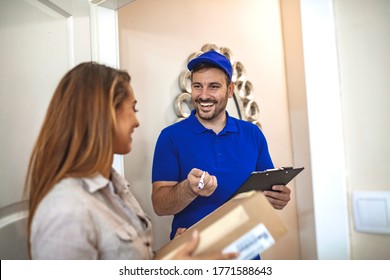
193, 92, 229, 121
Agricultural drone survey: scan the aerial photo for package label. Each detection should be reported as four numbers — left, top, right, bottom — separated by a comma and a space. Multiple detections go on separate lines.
222, 223, 275, 260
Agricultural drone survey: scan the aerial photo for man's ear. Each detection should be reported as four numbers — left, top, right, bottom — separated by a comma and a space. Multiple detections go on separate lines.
227, 82, 235, 98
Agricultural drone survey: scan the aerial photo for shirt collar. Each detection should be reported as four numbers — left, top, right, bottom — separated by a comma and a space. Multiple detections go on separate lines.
82, 173, 109, 193
189, 109, 238, 135
81, 168, 128, 194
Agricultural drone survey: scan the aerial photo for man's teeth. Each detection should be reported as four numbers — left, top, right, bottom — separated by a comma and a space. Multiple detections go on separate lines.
200, 102, 214, 106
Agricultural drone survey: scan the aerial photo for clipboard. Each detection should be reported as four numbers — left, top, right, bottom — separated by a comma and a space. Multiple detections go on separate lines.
228, 167, 304, 200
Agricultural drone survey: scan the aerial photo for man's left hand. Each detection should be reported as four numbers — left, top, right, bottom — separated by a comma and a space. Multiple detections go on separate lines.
262, 185, 291, 210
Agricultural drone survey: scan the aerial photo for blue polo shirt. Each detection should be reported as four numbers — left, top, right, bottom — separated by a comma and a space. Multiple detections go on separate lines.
152, 110, 274, 240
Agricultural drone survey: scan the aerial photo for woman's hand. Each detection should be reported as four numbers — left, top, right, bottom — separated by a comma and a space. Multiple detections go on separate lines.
171, 230, 238, 260
174, 227, 186, 238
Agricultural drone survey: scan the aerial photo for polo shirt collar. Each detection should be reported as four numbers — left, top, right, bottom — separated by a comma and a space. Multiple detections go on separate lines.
189, 109, 238, 135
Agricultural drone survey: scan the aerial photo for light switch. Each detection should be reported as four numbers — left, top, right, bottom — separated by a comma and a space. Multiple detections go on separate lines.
352, 191, 390, 234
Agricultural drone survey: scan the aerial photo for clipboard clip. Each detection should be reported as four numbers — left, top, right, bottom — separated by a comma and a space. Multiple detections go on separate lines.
265, 167, 293, 172
281, 166, 293, 170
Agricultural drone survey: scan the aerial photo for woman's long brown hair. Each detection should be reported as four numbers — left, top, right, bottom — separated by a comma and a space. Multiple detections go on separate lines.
23, 62, 131, 257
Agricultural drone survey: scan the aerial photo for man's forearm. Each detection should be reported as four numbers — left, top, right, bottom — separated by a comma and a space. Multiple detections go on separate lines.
152, 179, 198, 216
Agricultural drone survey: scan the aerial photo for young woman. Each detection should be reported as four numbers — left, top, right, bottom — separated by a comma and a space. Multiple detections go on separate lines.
24, 62, 236, 260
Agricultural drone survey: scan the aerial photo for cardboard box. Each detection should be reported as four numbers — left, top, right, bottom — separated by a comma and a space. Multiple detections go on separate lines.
155, 191, 287, 260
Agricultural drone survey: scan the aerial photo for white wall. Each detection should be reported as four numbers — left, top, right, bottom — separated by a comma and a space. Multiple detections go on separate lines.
333, 0, 390, 259
281, 0, 390, 260
118, 0, 300, 259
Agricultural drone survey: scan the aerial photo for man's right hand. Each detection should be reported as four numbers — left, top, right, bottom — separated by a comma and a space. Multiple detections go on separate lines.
187, 168, 218, 197
152, 169, 218, 216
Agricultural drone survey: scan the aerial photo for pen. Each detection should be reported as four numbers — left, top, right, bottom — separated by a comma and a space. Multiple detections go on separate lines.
198, 171, 206, 189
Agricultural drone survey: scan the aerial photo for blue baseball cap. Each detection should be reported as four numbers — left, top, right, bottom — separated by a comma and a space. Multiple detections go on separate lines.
187, 50, 232, 80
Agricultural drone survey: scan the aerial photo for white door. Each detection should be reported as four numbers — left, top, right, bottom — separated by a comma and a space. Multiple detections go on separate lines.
0, 0, 92, 208
0, 0, 92, 259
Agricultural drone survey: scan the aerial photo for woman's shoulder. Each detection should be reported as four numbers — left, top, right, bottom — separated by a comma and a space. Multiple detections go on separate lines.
34, 178, 89, 218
